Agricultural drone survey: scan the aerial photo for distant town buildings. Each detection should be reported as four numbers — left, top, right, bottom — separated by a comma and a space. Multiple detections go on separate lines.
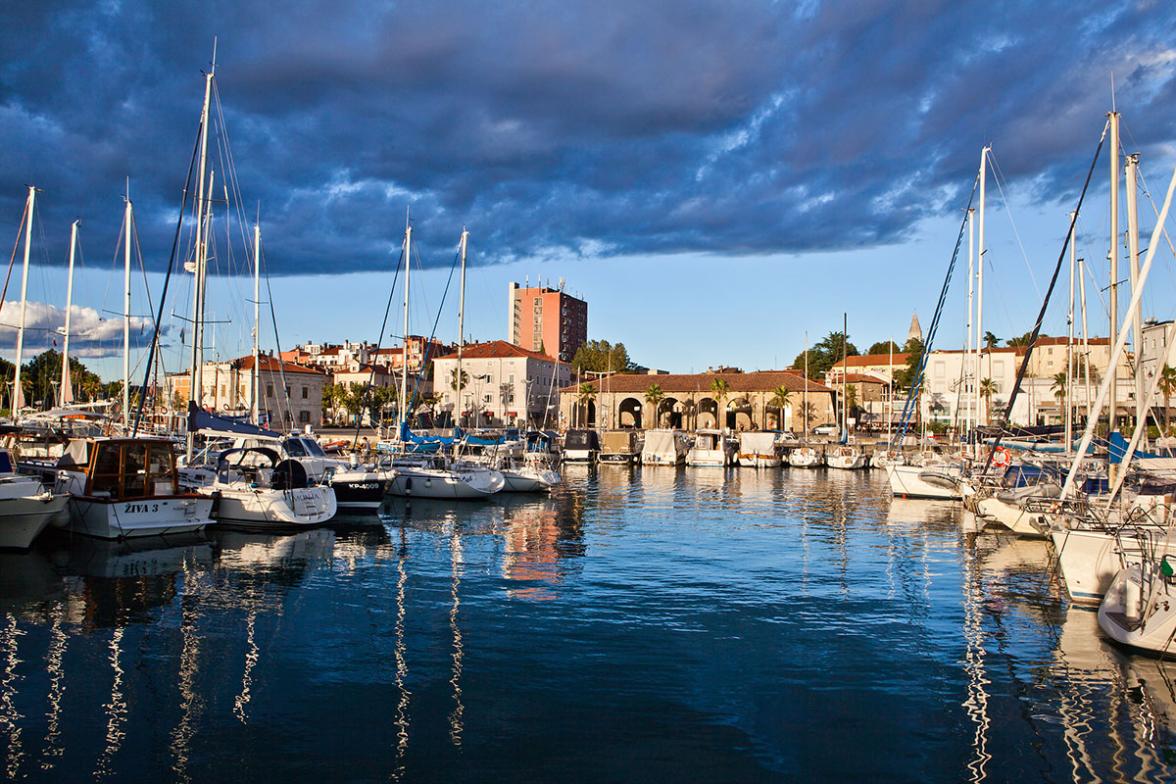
166, 353, 328, 428
284, 336, 453, 377
559, 371, 836, 432
506, 281, 587, 362
432, 340, 570, 428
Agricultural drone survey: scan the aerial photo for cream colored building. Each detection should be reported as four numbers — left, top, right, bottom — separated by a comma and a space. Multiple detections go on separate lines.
558, 370, 836, 432
166, 354, 328, 428
432, 340, 570, 428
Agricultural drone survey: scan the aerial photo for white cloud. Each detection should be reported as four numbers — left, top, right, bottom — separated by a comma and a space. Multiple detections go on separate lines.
0, 300, 158, 358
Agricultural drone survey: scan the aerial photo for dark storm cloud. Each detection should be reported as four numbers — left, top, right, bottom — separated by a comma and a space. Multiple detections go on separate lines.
1, 0, 1173, 274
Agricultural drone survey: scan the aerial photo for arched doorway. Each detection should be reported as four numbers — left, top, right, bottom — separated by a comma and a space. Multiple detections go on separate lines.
618, 397, 643, 428
697, 397, 718, 429
660, 397, 683, 428
585, 400, 596, 427
728, 397, 754, 430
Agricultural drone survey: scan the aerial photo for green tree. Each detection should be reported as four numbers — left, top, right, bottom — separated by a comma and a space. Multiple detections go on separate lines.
769, 385, 792, 430
449, 368, 470, 391
1006, 331, 1040, 348
1159, 365, 1176, 435
866, 340, 902, 356
643, 383, 664, 429
571, 340, 634, 374
979, 378, 997, 421
845, 384, 859, 419
894, 337, 925, 389
983, 331, 1000, 350
709, 377, 731, 431
790, 330, 859, 379
1051, 371, 1067, 407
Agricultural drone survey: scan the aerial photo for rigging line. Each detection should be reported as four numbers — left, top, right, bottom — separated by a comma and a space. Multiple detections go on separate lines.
131, 112, 202, 436
987, 151, 1042, 298
351, 246, 405, 448
211, 81, 254, 255
892, 173, 979, 447
130, 210, 161, 335
263, 258, 293, 428
407, 247, 462, 414
0, 197, 30, 321
982, 120, 1108, 474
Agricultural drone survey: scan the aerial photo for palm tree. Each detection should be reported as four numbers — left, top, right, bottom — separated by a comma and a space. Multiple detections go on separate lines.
709, 377, 731, 431
1159, 365, 1176, 435
643, 383, 664, 430
449, 368, 470, 391
1051, 372, 1067, 419
576, 382, 597, 428
979, 377, 997, 422
682, 396, 697, 430
983, 331, 1000, 350
769, 385, 792, 430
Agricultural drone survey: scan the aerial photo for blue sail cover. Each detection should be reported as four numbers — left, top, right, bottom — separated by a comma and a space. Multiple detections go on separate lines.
1108, 431, 1159, 464
187, 402, 272, 437
394, 421, 464, 449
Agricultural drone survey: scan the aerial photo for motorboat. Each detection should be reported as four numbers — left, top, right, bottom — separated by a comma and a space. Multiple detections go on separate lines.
736, 431, 784, 468
826, 445, 868, 470
686, 429, 737, 467
1098, 557, 1176, 655
199, 447, 336, 528
786, 446, 823, 467
870, 449, 903, 469
0, 447, 68, 550
386, 453, 505, 499
885, 462, 963, 500
562, 429, 600, 463
600, 429, 642, 464
54, 437, 214, 539
641, 428, 689, 466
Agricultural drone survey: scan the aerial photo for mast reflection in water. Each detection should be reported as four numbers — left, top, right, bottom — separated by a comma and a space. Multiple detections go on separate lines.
0, 473, 1174, 780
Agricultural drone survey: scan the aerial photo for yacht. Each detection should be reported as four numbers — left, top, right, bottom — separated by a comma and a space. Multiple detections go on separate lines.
786, 446, 823, 467
0, 447, 68, 550
386, 452, 505, 498
54, 437, 214, 539
562, 429, 600, 463
686, 429, 737, 467
641, 428, 689, 466
200, 446, 336, 528
826, 445, 868, 470
736, 431, 784, 468
600, 429, 642, 464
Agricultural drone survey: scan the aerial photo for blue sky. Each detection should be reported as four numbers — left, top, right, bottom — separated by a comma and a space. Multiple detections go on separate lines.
2, 1, 1175, 379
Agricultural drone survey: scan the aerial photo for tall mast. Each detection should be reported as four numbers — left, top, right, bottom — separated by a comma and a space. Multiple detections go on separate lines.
400, 222, 412, 428
61, 220, 78, 406
976, 146, 990, 426
886, 334, 893, 443
1065, 214, 1076, 455
123, 189, 133, 425
1078, 258, 1092, 422
12, 186, 34, 422
965, 206, 975, 437
456, 228, 468, 429
186, 60, 215, 459
1125, 152, 1145, 438
251, 221, 261, 424
842, 312, 848, 436
1108, 109, 1120, 437
803, 331, 809, 439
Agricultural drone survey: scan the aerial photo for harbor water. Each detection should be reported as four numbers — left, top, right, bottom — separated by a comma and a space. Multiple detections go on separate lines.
1, 467, 1175, 782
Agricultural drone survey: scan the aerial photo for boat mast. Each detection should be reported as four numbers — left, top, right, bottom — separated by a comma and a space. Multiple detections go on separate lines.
456, 228, 467, 429
1065, 213, 1076, 455
886, 334, 893, 444
803, 331, 809, 439
842, 312, 848, 437
61, 220, 78, 407
123, 187, 132, 426
1078, 258, 1092, 423
251, 221, 261, 424
12, 186, 34, 423
1108, 109, 1120, 439
976, 146, 989, 426
1125, 152, 1145, 441
186, 59, 215, 459
965, 206, 975, 441
400, 221, 412, 429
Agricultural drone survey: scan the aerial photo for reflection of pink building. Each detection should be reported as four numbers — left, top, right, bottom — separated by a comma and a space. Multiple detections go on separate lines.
502, 507, 563, 601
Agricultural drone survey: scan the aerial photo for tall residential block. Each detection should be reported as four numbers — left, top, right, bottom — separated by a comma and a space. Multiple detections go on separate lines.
506, 281, 587, 362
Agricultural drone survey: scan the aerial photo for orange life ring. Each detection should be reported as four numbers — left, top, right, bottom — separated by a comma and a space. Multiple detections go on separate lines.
993, 446, 1010, 469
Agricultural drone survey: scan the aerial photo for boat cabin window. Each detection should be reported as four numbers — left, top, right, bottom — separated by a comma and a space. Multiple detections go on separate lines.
58, 440, 91, 469
283, 438, 308, 457
88, 441, 177, 499
301, 438, 326, 457
0, 450, 12, 474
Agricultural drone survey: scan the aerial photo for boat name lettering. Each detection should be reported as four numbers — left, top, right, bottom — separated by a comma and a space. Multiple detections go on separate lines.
124, 502, 160, 514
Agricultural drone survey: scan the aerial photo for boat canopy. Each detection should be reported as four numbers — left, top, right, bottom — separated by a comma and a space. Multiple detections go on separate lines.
188, 402, 272, 438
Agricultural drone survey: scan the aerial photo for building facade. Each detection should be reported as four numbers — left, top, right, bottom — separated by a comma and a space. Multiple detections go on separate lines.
558, 371, 836, 432
166, 354, 328, 428
506, 282, 587, 362
432, 340, 571, 428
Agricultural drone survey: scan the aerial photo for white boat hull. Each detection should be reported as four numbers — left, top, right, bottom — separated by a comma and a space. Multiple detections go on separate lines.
975, 496, 1048, 538
885, 464, 961, 499
1052, 527, 1173, 605
387, 466, 504, 498
787, 448, 823, 467
64, 495, 214, 540
0, 494, 70, 549
208, 486, 337, 527
737, 454, 782, 468
501, 467, 561, 492
686, 448, 733, 467
562, 449, 597, 464
1098, 565, 1176, 655
827, 454, 868, 470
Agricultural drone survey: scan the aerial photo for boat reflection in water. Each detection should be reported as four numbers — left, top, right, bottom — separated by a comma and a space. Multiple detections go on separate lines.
2, 473, 1176, 779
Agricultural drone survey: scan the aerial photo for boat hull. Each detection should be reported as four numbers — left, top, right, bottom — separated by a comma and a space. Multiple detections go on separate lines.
1097, 565, 1176, 655
1052, 527, 1171, 605
885, 464, 961, 500
386, 467, 504, 498
0, 494, 70, 550
975, 496, 1048, 538
209, 486, 337, 528
64, 495, 214, 540
330, 472, 392, 510
738, 454, 782, 468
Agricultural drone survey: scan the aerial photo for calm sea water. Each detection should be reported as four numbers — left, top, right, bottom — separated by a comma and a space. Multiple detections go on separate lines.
1, 467, 1175, 782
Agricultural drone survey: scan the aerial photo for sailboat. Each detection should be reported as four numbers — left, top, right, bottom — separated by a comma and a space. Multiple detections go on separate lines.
827, 313, 867, 470
385, 224, 504, 499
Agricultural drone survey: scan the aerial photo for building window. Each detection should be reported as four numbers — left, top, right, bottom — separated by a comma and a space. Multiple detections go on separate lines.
266, 384, 274, 397
302, 386, 309, 399
299, 410, 310, 424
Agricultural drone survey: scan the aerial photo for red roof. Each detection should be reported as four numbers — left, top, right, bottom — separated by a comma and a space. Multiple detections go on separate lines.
235, 355, 326, 376
839, 373, 889, 384
434, 340, 555, 362
842, 353, 910, 367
